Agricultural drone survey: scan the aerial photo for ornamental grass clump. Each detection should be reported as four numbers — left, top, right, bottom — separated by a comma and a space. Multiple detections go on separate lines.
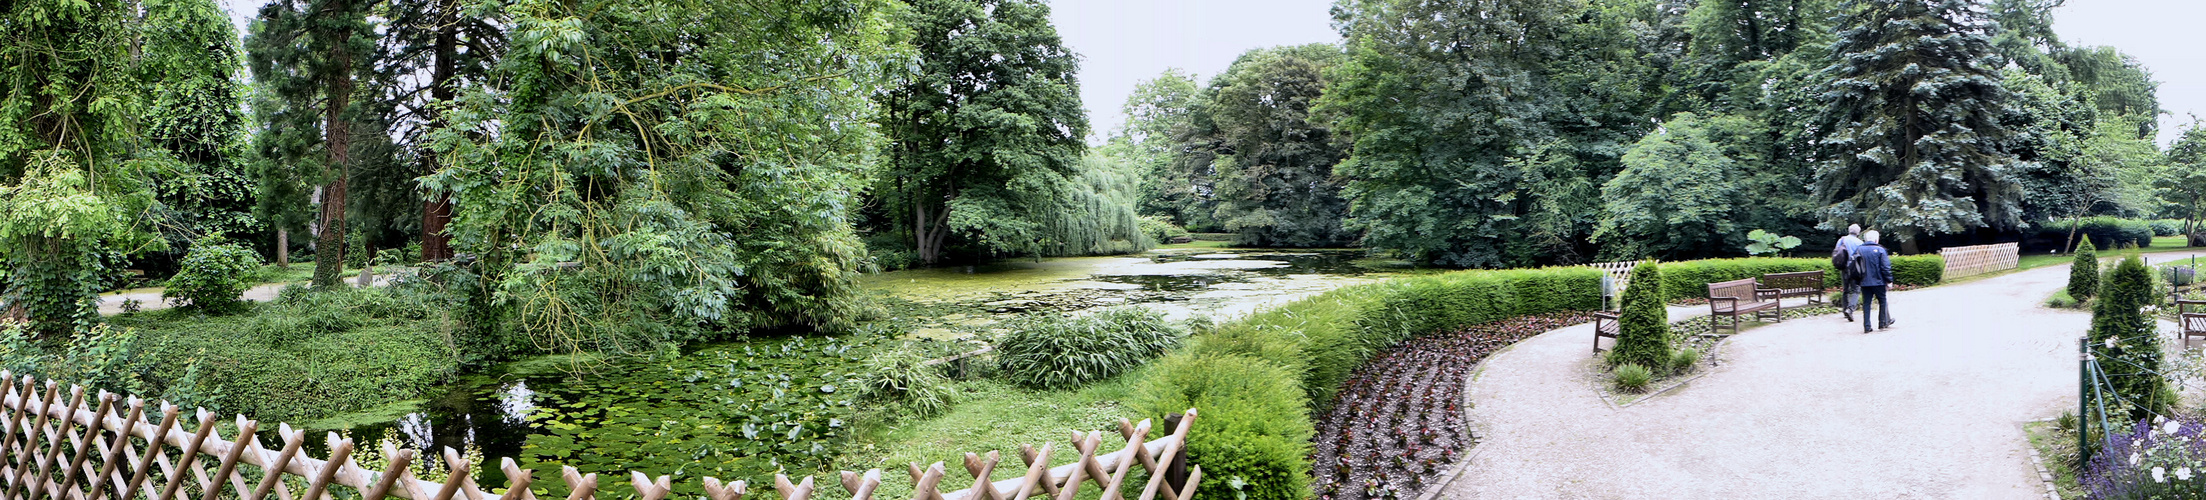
1609, 260, 1671, 369
997, 308, 1182, 389
2072, 237, 2101, 302
1612, 363, 1653, 393
2082, 415, 2206, 498
2093, 255, 2168, 419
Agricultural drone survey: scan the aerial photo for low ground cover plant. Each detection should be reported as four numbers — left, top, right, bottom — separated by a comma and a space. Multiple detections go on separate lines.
2083, 416, 2206, 498
1308, 311, 1590, 500
996, 307, 1182, 389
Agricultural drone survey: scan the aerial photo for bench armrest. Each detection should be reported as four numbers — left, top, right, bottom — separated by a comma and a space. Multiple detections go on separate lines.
1592, 311, 1620, 320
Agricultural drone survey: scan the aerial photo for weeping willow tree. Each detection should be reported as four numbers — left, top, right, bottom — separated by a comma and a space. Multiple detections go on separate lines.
1037, 155, 1155, 256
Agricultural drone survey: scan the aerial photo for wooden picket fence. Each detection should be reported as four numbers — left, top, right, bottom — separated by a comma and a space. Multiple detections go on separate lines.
1585, 261, 1638, 292
1938, 242, 2020, 279
0, 372, 1203, 500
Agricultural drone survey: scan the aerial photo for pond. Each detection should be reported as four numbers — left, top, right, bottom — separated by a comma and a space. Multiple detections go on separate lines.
295, 247, 1401, 492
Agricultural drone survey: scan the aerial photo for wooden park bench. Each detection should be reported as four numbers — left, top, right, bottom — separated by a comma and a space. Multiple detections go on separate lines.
1591, 311, 1619, 355
2179, 299, 2206, 343
1757, 270, 1826, 308
1708, 278, 1780, 335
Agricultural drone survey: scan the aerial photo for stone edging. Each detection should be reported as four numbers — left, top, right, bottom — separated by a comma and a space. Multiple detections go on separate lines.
2023, 417, 2062, 500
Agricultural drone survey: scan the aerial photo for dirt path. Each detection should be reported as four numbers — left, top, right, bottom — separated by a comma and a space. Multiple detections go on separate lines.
95, 271, 399, 315
1439, 265, 2092, 498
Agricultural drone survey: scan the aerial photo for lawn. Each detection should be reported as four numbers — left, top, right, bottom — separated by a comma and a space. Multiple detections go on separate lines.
839, 371, 1151, 500
2018, 238, 2202, 271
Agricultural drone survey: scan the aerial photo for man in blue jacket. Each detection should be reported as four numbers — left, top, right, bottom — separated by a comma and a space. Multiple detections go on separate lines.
1853, 230, 1896, 332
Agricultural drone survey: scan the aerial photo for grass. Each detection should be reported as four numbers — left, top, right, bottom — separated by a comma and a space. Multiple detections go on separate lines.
2019, 240, 2203, 271
2023, 418, 2085, 498
2045, 288, 2083, 309
838, 369, 1150, 500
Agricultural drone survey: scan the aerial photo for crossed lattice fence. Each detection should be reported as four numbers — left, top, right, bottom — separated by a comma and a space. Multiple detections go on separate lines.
1938, 243, 2019, 280
0, 372, 1202, 500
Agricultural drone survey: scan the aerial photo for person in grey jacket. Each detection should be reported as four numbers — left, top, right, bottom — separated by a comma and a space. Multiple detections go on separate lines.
1833, 224, 1865, 319
1854, 230, 1896, 332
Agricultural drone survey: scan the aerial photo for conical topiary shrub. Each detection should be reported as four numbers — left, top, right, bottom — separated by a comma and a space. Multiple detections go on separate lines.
2070, 237, 2100, 301
2091, 255, 2165, 419
1610, 260, 1671, 370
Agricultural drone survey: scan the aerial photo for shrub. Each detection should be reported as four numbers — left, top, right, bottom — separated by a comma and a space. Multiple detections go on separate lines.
2071, 238, 2101, 301
2152, 219, 2185, 237
2035, 217, 2154, 252
997, 308, 1183, 389
2091, 255, 2164, 419
859, 345, 956, 417
1354, 267, 1601, 355
1139, 216, 1191, 243
1196, 285, 1381, 407
1671, 347, 1701, 374
163, 242, 262, 314
1612, 363, 1652, 393
1610, 261, 1671, 369
1130, 353, 1311, 500
2081, 416, 2206, 499
1891, 255, 1944, 286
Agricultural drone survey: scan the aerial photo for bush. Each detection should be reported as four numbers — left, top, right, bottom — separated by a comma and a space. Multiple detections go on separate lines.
1194, 285, 1380, 408
1131, 353, 1311, 500
1354, 267, 1602, 356
163, 242, 262, 314
2152, 219, 2185, 237
1612, 363, 1652, 393
1139, 216, 1191, 243
2091, 255, 2165, 420
2082, 416, 2206, 499
859, 345, 956, 417
2071, 238, 2101, 301
1655, 256, 1942, 301
2034, 217, 2154, 252
1610, 261, 1670, 369
997, 308, 1182, 389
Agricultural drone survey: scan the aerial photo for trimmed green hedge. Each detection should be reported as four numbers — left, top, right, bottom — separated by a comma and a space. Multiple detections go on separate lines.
2032, 217, 2154, 252
1130, 353, 1311, 500
1655, 256, 1943, 300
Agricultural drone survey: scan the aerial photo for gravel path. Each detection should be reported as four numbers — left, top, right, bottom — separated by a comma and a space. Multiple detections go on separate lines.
1440, 264, 2092, 498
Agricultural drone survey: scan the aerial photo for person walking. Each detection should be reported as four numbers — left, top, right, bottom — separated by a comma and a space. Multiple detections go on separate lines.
1833, 225, 1865, 320
1854, 230, 1896, 332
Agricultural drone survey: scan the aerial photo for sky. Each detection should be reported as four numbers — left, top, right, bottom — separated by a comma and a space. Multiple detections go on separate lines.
214, 0, 2202, 145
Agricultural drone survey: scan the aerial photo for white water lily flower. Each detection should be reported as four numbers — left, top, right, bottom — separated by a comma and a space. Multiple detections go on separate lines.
2180, 467, 2194, 481
2155, 466, 2167, 483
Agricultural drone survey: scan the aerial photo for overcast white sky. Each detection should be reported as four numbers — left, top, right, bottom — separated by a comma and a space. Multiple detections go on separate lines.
216, 0, 2202, 145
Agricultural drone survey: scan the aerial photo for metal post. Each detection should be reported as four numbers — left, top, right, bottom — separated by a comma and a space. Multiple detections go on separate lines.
2080, 337, 2091, 464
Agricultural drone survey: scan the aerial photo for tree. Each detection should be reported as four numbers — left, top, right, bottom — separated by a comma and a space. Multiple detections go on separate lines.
143, 0, 260, 256
423, 0, 902, 353
875, 0, 1087, 264
0, 0, 161, 336
1673, 0, 1837, 112
1114, 71, 1214, 231
1610, 260, 1670, 369
1188, 45, 1354, 248
2158, 123, 2206, 243
2090, 255, 2165, 419
1811, 0, 2022, 252
377, 0, 504, 262
1595, 113, 1749, 260
245, 0, 377, 288
2068, 237, 2098, 301
1314, 0, 1632, 267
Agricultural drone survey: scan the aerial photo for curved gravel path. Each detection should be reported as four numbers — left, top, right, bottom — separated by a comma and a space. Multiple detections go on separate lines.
1440, 264, 2094, 498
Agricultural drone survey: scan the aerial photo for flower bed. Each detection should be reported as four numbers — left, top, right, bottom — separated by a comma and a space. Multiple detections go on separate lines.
1310, 312, 1592, 500
2084, 415, 2206, 498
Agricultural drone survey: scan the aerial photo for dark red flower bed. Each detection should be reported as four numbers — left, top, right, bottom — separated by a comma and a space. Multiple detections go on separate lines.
1310, 311, 1594, 500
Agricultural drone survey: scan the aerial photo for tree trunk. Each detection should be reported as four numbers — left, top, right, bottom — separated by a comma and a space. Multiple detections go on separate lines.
312, 15, 354, 289
418, 0, 459, 262
276, 228, 290, 269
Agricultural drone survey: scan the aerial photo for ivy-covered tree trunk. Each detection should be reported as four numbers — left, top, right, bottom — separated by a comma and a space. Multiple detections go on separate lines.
312, 29, 354, 289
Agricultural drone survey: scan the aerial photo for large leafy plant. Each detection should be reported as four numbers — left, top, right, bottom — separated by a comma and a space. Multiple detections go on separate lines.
996, 308, 1182, 389
1743, 229, 1801, 256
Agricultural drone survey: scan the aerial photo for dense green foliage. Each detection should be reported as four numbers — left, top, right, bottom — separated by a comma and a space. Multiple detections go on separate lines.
0, 0, 163, 337
2070, 238, 2102, 301
1353, 267, 1603, 357
1609, 262, 1670, 369
1653, 256, 1941, 301
858, 345, 956, 418
2089, 255, 2164, 418
1131, 353, 1312, 500
1181, 45, 1354, 248
246, 0, 377, 288
1812, 0, 2020, 248
143, 0, 261, 256
996, 308, 1182, 389
163, 242, 262, 313
873, 0, 1092, 264
422, 0, 900, 352
1596, 113, 1790, 260
2037, 216, 2157, 252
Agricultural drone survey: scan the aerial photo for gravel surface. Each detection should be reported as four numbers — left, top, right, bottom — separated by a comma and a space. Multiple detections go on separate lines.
1441, 264, 2091, 498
